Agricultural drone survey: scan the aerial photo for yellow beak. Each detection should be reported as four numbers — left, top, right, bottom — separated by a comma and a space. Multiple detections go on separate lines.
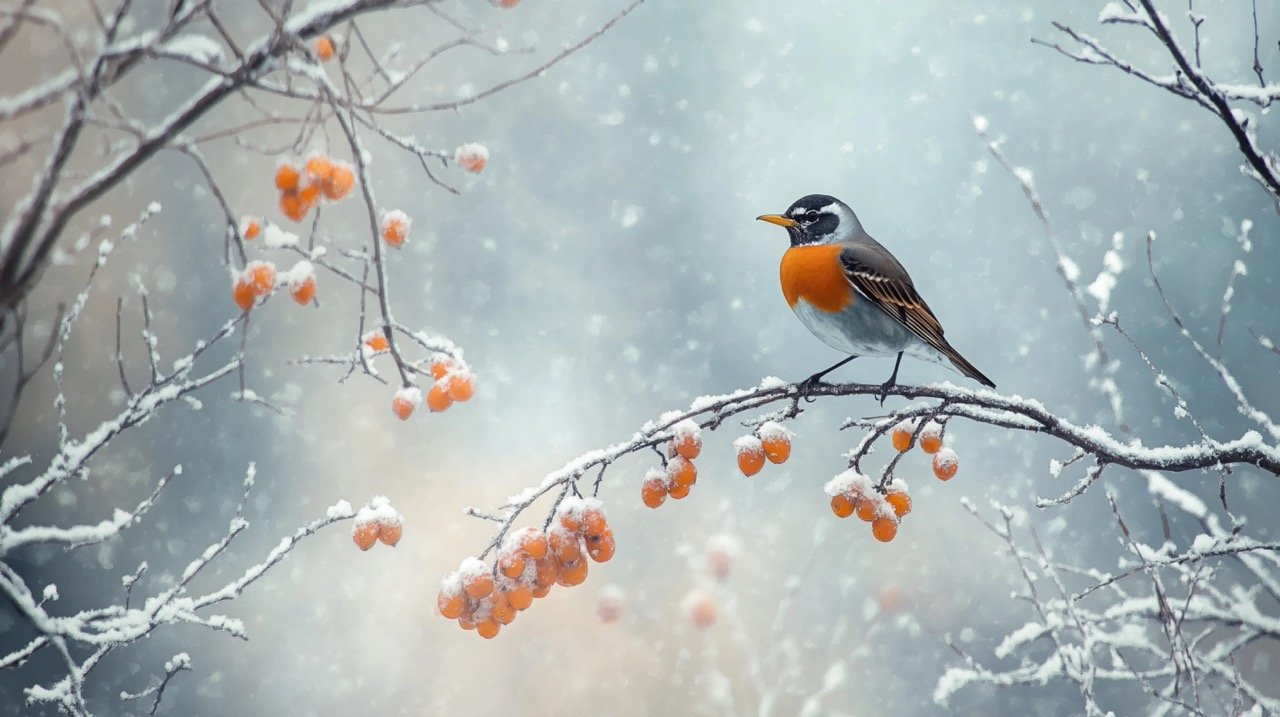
756, 214, 798, 228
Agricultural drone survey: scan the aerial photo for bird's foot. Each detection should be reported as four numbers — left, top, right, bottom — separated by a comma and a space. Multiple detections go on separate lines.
798, 374, 823, 403
876, 377, 897, 406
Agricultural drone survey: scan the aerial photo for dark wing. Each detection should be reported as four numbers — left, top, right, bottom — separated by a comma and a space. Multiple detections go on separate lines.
839, 240, 947, 350
840, 239, 996, 387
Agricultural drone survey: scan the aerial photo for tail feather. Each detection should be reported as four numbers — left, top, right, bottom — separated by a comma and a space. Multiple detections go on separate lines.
939, 343, 995, 388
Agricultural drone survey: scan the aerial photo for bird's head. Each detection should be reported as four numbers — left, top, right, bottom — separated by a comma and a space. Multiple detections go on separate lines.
756, 194, 864, 246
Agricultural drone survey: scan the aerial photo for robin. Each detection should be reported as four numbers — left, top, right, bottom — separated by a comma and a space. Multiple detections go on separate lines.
757, 194, 995, 401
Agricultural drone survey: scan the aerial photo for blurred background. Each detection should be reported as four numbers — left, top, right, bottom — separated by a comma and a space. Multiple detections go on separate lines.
2, 0, 1278, 714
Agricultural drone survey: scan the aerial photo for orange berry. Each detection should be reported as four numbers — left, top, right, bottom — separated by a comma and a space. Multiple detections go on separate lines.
323, 164, 355, 200
391, 394, 415, 421
447, 373, 475, 402
454, 143, 489, 173
279, 191, 306, 222
306, 155, 334, 182
498, 552, 525, 580
247, 261, 276, 295
549, 529, 582, 564
430, 358, 453, 379
556, 558, 588, 587
377, 519, 403, 546
463, 572, 494, 600
232, 280, 255, 311
667, 482, 691, 500
684, 590, 716, 629
667, 456, 697, 488
457, 612, 477, 631
761, 437, 791, 465
517, 530, 549, 561
872, 516, 898, 542
381, 211, 410, 247
558, 512, 582, 534
290, 275, 316, 305
275, 163, 300, 192
584, 529, 615, 563
757, 422, 791, 464
365, 333, 389, 353
933, 448, 959, 481
891, 421, 916, 453
352, 521, 378, 551
671, 426, 702, 460
489, 592, 515, 625
533, 557, 558, 590
830, 493, 855, 518
886, 490, 912, 517
641, 475, 667, 508
437, 585, 465, 619
855, 500, 877, 523
762, 435, 791, 464
506, 584, 534, 611
314, 35, 335, 62
426, 383, 453, 412
531, 581, 552, 599
297, 182, 321, 207
241, 217, 261, 240
476, 619, 500, 639
735, 437, 766, 477
919, 422, 943, 454
580, 508, 608, 538
498, 0, 520, 8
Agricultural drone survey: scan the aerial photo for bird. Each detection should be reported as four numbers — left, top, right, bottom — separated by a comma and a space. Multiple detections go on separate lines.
756, 193, 995, 401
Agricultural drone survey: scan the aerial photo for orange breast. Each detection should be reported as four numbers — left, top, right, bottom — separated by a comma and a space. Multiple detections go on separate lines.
779, 244, 854, 312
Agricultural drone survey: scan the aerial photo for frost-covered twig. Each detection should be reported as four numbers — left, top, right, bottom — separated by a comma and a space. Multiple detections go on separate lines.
1037, 1, 1280, 203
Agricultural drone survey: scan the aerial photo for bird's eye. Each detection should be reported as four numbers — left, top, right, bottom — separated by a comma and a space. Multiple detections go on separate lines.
805, 211, 820, 222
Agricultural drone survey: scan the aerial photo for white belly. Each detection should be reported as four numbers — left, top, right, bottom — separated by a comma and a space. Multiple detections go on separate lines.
792, 298, 949, 366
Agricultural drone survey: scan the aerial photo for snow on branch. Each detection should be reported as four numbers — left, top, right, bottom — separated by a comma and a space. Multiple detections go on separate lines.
1035, 0, 1280, 204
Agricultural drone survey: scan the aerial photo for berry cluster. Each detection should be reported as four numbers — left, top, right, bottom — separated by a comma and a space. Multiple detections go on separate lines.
275, 153, 355, 222
360, 331, 475, 419
891, 419, 960, 481
734, 420, 792, 477
826, 471, 910, 542
438, 498, 614, 639
641, 419, 702, 508
231, 258, 316, 311
351, 497, 403, 551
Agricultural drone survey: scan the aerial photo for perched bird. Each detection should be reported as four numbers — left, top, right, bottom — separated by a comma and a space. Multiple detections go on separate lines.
757, 194, 995, 399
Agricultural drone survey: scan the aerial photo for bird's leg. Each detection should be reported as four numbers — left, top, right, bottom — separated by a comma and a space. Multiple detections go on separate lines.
877, 352, 904, 406
799, 355, 858, 401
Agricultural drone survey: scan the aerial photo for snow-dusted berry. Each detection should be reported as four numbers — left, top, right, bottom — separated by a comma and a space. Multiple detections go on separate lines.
454, 143, 489, 173
670, 419, 702, 460
666, 456, 696, 488
757, 421, 792, 464
872, 516, 898, 542
891, 419, 916, 453
391, 386, 421, 420
734, 436, 765, 477
641, 469, 667, 509
933, 447, 959, 481
380, 209, 410, 247
919, 421, 943, 454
